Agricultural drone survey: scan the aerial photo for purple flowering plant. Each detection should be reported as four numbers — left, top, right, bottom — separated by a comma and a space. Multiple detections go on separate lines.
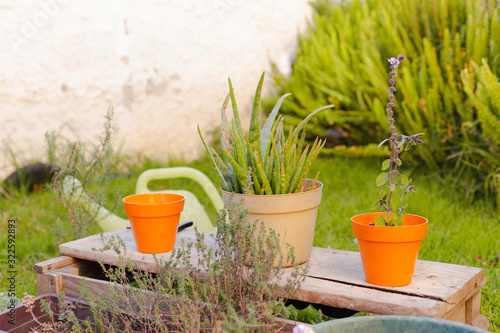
371, 55, 424, 227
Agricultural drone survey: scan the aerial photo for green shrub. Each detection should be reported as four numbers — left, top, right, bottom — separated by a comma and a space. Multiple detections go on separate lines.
268, 0, 500, 206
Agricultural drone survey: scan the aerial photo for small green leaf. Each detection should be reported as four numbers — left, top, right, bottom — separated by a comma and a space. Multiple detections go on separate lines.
381, 159, 391, 170
387, 218, 396, 226
394, 215, 403, 226
376, 172, 389, 186
374, 215, 386, 226
401, 174, 409, 184
390, 192, 400, 217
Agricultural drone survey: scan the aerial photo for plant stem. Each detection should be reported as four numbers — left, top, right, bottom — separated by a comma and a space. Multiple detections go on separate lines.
385, 55, 406, 223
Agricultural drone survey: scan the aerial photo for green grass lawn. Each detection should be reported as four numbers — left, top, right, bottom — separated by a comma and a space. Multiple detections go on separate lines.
0, 156, 498, 331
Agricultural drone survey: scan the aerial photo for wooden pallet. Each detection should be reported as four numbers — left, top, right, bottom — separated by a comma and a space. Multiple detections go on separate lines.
33, 229, 489, 330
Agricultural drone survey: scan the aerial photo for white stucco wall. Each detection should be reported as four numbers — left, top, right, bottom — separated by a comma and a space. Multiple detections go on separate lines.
0, 0, 312, 179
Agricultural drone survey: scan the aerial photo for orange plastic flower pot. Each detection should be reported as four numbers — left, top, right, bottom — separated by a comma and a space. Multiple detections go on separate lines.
123, 193, 185, 254
351, 213, 428, 287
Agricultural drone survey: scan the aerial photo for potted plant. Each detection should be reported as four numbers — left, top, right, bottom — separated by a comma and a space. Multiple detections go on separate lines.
123, 193, 185, 254
199, 72, 333, 267
351, 54, 427, 287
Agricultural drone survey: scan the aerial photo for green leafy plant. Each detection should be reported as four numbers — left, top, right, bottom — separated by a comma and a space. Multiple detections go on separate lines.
269, 0, 500, 207
372, 55, 423, 226
461, 60, 500, 208
199, 72, 333, 195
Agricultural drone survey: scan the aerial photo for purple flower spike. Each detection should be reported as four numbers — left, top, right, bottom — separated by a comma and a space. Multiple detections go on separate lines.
388, 57, 399, 66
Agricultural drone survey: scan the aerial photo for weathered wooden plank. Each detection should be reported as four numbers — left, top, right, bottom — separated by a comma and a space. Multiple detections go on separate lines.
57, 229, 487, 328
36, 270, 64, 295
304, 247, 484, 306
32, 255, 79, 273
59, 229, 212, 274
293, 273, 445, 317
59, 230, 483, 301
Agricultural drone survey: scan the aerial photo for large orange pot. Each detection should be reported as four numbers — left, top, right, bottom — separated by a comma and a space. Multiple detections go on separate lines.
123, 193, 185, 254
351, 213, 428, 287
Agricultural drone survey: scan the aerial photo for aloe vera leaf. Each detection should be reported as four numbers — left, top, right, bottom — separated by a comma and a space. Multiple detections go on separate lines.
295, 124, 307, 165
228, 77, 245, 144
262, 114, 283, 169
308, 170, 320, 191
291, 104, 334, 138
285, 125, 295, 163
287, 145, 309, 193
198, 125, 229, 191
252, 146, 273, 195
276, 164, 289, 194
259, 180, 267, 195
268, 159, 278, 194
246, 136, 264, 191
223, 149, 253, 194
210, 147, 238, 193
220, 93, 232, 154
260, 93, 291, 157
284, 131, 298, 188
294, 138, 326, 192
231, 118, 248, 171
249, 72, 265, 151
269, 131, 282, 193
291, 140, 314, 191
275, 118, 284, 156
251, 170, 261, 195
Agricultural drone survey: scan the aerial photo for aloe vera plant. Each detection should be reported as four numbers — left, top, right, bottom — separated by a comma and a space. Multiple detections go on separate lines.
199, 72, 333, 195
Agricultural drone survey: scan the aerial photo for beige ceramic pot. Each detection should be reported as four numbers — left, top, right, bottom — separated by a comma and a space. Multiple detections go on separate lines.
221, 179, 323, 267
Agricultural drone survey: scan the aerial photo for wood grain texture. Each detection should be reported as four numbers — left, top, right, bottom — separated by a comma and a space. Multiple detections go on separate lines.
32, 255, 79, 273
56, 229, 488, 328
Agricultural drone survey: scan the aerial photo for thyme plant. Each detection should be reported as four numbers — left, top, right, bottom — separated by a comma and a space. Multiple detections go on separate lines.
36, 202, 306, 332
46, 107, 119, 239
372, 55, 424, 226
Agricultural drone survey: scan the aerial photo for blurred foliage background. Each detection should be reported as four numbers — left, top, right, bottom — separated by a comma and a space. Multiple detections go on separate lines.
267, 0, 500, 208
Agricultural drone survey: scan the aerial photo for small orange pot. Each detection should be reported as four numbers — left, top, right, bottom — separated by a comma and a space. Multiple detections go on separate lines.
123, 193, 185, 254
351, 213, 428, 287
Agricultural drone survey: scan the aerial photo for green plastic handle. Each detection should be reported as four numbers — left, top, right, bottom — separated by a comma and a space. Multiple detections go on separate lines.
135, 167, 223, 211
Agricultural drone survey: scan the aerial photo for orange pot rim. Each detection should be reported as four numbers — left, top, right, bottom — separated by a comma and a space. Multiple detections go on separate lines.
351, 212, 428, 243
123, 193, 185, 218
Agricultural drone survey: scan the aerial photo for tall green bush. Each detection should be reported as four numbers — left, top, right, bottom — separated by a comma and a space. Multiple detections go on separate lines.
269, 0, 500, 205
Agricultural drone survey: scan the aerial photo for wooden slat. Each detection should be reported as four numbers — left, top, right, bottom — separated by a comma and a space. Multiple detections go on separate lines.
59, 229, 211, 274
59, 273, 303, 332
58, 229, 487, 326
307, 247, 484, 300
303, 247, 484, 308
292, 274, 442, 317
33, 255, 79, 273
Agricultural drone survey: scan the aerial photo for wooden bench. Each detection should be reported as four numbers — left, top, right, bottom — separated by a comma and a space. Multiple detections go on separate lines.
33, 229, 489, 330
